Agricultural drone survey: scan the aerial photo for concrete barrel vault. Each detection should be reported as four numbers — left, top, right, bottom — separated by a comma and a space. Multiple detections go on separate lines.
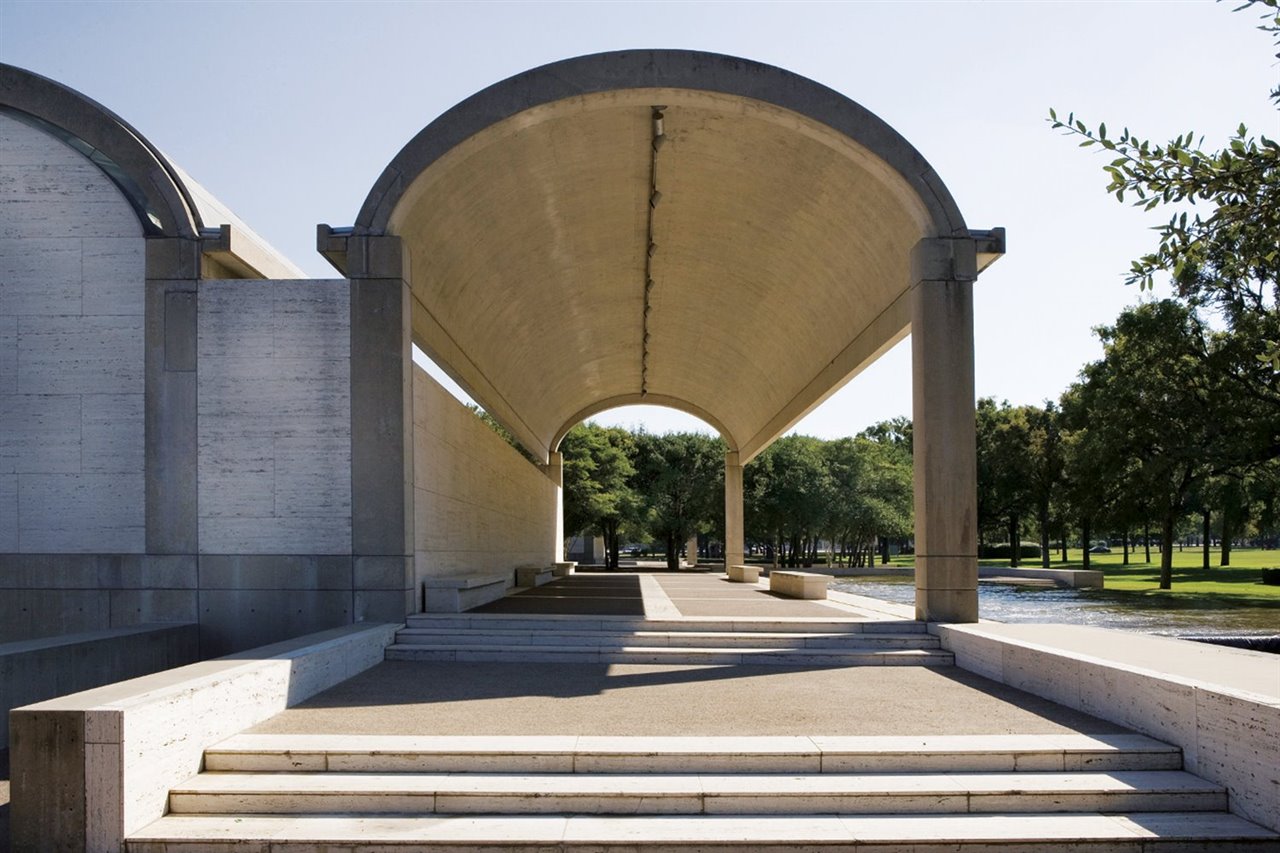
323, 49, 1004, 622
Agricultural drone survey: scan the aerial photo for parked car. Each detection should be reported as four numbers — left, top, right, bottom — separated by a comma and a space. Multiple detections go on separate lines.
1088, 542, 1112, 554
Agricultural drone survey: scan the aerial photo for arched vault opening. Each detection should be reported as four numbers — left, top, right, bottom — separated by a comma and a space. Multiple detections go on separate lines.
323, 50, 1004, 623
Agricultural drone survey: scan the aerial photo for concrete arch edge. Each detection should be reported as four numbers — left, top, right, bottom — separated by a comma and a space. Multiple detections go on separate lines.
0, 62, 202, 239
549, 394, 738, 454
354, 49, 968, 240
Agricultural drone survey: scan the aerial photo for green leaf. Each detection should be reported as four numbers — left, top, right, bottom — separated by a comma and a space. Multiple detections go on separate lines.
1049, 107, 1058, 121
1099, 122, 1107, 139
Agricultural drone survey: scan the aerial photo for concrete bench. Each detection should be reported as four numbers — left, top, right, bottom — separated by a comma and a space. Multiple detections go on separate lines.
516, 565, 554, 588
727, 564, 760, 583
423, 574, 510, 612
553, 561, 577, 578
770, 570, 829, 599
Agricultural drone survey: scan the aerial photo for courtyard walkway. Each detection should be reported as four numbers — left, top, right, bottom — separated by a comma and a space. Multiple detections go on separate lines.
251, 571, 1126, 739
128, 571, 1279, 850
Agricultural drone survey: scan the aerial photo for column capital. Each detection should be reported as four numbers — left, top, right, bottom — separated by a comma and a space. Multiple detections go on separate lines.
911, 228, 1006, 284
541, 451, 564, 487
911, 236, 978, 284
725, 450, 741, 468
318, 228, 408, 280
145, 235, 202, 280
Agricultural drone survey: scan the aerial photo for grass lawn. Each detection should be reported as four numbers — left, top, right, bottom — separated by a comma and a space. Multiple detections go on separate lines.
879, 548, 1280, 604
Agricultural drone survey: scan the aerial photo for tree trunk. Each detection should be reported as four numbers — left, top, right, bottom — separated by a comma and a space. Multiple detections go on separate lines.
667, 531, 679, 571
1202, 509, 1211, 571
1160, 512, 1175, 590
1081, 517, 1091, 570
1144, 522, 1151, 563
1060, 523, 1068, 563
1008, 516, 1020, 568
1122, 530, 1129, 566
1221, 508, 1233, 567
1039, 507, 1051, 569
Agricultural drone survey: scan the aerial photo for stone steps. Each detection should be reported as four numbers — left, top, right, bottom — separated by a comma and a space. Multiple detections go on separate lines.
392, 614, 946, 666
128, 734, 1278, 851
168, 769, 1226, 816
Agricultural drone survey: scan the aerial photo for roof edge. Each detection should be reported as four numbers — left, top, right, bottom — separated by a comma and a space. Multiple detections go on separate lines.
355, 49, 968, 239
0, 63, 201, 238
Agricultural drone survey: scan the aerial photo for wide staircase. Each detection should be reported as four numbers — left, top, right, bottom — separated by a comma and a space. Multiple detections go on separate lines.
385, 612, 956, 666
130, 732, 1276, 850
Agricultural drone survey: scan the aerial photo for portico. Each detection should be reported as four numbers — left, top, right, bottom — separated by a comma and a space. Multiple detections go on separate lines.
320, 50, 1003, 623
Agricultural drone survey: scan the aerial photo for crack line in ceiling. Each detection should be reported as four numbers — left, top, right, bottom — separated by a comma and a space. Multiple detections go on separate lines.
642, 105, 665, 397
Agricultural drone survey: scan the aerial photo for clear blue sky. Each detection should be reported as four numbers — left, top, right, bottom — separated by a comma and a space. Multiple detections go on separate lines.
3, 0, 1275, 437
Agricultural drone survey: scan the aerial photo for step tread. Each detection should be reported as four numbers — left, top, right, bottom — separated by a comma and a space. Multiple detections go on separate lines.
128, 812, 1280, 848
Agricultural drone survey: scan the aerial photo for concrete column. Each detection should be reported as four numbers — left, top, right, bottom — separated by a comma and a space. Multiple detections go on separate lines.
545, 451, 565, 562
724, 451, 744, 570
144, 237, 201, 554
910, 237, 979, 623
347, 235, 415, 622
685, 534, 698, 567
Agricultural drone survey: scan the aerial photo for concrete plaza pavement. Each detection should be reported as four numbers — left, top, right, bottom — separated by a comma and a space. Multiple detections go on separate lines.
252, 571, 1128, 739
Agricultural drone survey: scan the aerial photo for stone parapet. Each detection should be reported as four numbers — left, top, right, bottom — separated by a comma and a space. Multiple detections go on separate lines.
9, 621, 399, 852
933, 622, 1280, 833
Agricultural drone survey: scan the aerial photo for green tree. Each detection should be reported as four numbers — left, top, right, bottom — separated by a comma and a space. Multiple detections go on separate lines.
560, 423, 639, 569
631, 431, 725, 570
977, 399, 1034, 565
744, 435, 832, 568
1024, 403, 1066, 568
1063, 301, 1248, 588
823, 436, 912, 568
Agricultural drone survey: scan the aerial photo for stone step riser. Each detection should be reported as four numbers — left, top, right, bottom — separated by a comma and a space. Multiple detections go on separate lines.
203, 749, 1186, 775
382, 646, 955, 666
204, 734, 1187, 776
403, 617, 927, 635
169, 787, 1227, 817
394, 630, 940, 650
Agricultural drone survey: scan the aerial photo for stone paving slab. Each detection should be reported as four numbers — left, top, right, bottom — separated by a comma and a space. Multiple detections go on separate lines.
250, 661, 1128, 738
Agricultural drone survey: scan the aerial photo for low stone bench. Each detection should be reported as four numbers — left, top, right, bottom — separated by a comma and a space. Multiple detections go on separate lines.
516, 565, 554, 588
769, 570, 829, 600
423, 574, 509, 612
727, 564, 760, 583
553, 561, 577, 578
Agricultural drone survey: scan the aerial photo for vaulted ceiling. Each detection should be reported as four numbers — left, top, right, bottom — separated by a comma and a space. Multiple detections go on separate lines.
356, 51, 971, 463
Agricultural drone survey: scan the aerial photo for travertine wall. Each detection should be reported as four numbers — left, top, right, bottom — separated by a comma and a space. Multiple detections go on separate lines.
0, 112, 146, 553
413, 365, 555, 587
197, 279, 352, 555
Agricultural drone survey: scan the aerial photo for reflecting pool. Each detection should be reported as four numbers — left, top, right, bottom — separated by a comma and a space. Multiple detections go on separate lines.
831, 576, 1280, 638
